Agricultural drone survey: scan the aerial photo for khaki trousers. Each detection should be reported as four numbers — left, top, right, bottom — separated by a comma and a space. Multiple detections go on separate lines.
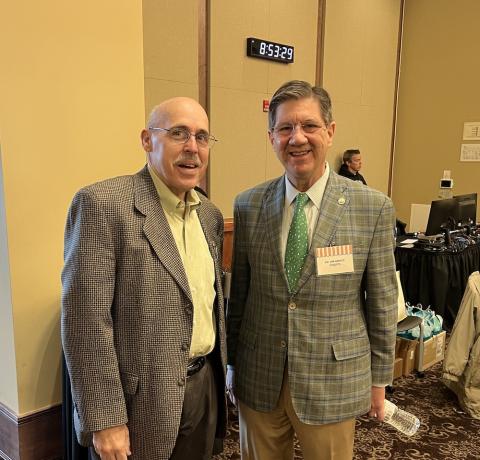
238, 370, 355, 460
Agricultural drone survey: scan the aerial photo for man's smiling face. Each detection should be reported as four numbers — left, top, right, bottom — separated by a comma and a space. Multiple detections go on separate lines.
141, 97, 210, 200
268, 97, 335, 192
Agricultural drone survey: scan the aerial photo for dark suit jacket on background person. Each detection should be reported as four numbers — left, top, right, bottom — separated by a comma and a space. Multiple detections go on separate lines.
338, 163, 367, 185
227, 170, 397, 424
61, 166, 227, 459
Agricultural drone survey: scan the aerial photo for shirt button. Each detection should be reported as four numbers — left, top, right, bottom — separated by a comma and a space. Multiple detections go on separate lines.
288, 302, 297, 310
280, 340, 287, 348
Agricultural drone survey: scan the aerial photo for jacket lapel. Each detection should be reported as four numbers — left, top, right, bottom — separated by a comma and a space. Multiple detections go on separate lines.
196, 202, 223, 295
263, 177, 288, 279
296, 173, 350, 291
133, 167, 192, 302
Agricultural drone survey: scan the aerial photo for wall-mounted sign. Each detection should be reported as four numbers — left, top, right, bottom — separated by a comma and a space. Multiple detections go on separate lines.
246, 37, 294, 64
460, 144, 480, 161
463, 122, 480, 140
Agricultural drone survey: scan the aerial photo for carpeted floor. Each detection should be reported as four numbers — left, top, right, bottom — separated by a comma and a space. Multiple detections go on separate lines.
214, 361, 480, 459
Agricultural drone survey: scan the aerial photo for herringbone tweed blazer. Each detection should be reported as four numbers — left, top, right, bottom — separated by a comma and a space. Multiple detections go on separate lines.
61, 166, 227, 459
227, 171, 398, 424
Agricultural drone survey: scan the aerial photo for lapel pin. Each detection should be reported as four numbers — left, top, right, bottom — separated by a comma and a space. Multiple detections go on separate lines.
338, 196, 346, 205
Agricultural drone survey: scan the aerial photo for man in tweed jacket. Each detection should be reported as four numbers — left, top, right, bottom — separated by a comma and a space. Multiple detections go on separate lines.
62, 97, 227, 460
226, 81, 397, 460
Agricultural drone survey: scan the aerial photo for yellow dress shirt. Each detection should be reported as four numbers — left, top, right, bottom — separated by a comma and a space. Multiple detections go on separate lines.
148, 166, 216, 358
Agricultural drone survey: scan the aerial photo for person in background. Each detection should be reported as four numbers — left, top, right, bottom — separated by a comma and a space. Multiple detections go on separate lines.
338, 148, 367, 185
226, 80, 397, 460
62, 97, 227, 460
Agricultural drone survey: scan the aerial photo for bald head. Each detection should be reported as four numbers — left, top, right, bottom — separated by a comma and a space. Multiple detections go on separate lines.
141, 97, 210, 200
147, 97, 208, 131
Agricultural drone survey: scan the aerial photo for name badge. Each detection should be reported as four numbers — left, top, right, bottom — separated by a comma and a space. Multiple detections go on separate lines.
315, 245, 354, 276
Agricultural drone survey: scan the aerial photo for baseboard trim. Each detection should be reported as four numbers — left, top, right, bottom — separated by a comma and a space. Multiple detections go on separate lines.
0, 402, 62, 460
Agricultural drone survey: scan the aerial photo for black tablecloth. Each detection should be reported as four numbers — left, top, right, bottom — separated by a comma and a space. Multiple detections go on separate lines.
395, 243, 480, 329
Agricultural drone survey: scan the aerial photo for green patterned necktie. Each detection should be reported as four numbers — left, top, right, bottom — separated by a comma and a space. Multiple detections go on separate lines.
285, 192, 309, 292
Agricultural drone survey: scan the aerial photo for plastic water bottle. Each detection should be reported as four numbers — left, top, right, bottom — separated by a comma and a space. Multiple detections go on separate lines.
383, 399, 420, 436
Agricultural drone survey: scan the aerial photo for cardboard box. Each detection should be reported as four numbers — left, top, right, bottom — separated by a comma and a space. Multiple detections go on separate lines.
393, 357, 403, 380
415, 330, 446, 371
396, 330, 447, 374
395, 337, 417, 376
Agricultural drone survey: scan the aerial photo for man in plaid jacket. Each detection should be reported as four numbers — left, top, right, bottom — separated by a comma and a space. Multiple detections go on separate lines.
226, 81, 398, 460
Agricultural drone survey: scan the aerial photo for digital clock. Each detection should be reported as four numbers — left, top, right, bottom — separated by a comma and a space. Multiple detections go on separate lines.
246, 37, 294, 64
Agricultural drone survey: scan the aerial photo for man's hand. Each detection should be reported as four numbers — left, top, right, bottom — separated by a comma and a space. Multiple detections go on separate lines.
226, 367, 237, 406
93, 424, 131, 459
368, 386, 386, 421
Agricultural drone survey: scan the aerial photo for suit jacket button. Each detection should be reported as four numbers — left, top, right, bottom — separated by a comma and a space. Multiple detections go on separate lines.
280, 340, 287, 348
181, 343, 189, 351
178, 377, 186, 386
288, 302, 297, 310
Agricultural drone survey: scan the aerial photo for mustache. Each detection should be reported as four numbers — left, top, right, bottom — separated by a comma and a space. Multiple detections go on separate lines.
174, 154, 203, 167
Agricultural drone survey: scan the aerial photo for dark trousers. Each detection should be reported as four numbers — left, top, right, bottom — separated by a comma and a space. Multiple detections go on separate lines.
90, 357, 218, 460
170, 356, 218, 460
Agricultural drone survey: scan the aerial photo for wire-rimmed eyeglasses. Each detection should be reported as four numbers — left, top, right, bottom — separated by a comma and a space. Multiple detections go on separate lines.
149, 126, 218, 148
272, 122, 327, 138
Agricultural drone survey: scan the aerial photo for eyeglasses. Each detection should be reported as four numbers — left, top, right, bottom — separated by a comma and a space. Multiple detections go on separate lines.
272, 123, 327, 138
149, 126, 218, 148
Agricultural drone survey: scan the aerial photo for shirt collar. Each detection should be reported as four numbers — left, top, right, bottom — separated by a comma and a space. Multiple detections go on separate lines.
147, 164, 201, 215
284, 162, 330, 209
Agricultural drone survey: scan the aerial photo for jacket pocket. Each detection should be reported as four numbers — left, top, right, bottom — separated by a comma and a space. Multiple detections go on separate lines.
120, 372, 139, 395
332, 336, 370, 361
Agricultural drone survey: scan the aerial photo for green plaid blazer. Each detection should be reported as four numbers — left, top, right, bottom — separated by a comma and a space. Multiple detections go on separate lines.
62, 166, 227, 459
227, 171, 397, 424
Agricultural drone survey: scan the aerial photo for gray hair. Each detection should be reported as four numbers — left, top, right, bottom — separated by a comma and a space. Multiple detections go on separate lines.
268, 80, 333, 130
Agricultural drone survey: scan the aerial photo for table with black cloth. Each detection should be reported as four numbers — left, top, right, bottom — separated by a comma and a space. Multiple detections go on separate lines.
395, 242, 480, 329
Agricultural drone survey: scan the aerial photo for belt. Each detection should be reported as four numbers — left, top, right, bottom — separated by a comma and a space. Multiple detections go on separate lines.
187, 356, 206, 377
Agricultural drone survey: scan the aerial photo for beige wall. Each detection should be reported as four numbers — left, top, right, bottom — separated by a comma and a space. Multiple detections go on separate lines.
209, 0, 319, 217
0, 148, 18, 412
208, 0, 401, 216
393, 0, 480, 225
143, 0, 199, 118
0, 0, 145, 415
323, 0, 401, 195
